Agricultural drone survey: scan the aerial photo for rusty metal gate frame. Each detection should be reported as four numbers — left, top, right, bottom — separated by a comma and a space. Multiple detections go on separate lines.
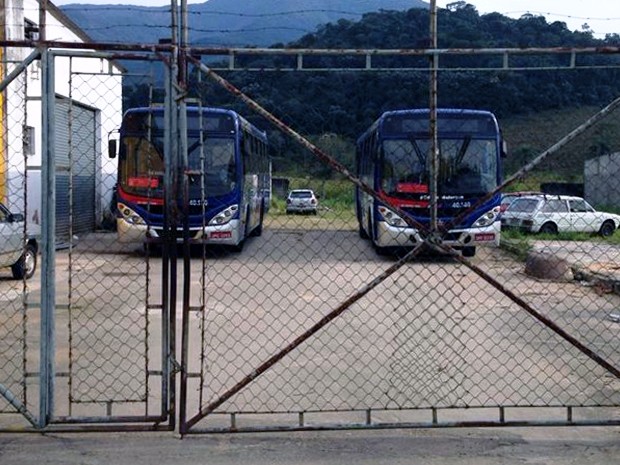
1, 42, 619, 434
179, 52, 620, 434
0, 49, 41, 430
0, 46, 178, 432
42, 49, 177, 432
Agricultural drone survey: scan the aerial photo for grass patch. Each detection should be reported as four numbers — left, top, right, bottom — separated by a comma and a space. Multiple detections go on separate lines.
500, 229, 533, 261
500, 227, 620, 255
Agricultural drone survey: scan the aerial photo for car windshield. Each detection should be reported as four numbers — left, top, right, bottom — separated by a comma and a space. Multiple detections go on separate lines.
507, 198, 540, 213
290, 191, 312, 198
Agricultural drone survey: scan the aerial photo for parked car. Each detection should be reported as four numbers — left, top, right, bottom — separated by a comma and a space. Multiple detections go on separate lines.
500, 191, 543, 213
501, 194, 620, 236
0, 202, 38, 279
286, 189, 318, 215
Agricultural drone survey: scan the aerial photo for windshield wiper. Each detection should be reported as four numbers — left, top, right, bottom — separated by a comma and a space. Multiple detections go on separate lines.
455, 136, 471, 166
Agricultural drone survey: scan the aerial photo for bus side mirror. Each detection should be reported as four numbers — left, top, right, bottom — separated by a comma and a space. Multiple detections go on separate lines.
501, 140, 508, 158
108, 139, 117, 159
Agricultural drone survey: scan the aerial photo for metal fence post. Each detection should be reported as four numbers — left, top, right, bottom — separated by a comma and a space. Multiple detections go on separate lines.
39, 47, 56, 428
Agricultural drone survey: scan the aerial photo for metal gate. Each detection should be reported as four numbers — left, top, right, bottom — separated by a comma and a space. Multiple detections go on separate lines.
177, 56, 620, 433
0, 49, 175, 432
1, 37, 620, 434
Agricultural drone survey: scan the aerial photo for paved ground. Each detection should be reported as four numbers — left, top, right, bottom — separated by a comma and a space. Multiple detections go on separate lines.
1, 427, 620, 464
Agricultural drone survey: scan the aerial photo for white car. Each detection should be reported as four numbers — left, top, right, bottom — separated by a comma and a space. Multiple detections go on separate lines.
0, 202, 38, 279
501, 195, 620, 236
286, 189, 318, 215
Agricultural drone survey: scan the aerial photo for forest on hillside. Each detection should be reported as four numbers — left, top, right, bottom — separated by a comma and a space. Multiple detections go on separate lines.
123, 2, 620, 179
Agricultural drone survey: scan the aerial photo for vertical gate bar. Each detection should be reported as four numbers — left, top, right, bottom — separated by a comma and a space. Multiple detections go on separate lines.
428, 0, 439, 232
161, 48, 177, 429
167, 0, 180, 433
21, 63, 29, 411
197, 101, 207, 413
38, 0, 47, 42
178, 0, 191, 434
66, 57, 74, 418
17, 55, 35, 420
39, 48, 56, 428
366, 409, 372, 426
179, 95, 190, 434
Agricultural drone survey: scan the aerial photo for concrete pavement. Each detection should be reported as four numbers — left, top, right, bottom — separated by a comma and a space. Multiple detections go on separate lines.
1, 427, 620, 464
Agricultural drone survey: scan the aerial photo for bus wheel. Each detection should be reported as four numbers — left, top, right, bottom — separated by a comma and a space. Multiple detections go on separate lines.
358, 212, 369, 239
250, 205, 264, 237
229, 240, 244, 253
462, 246, 476, 258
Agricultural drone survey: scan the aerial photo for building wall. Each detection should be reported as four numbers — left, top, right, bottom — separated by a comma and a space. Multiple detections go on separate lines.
584, 152, 620, 209
3, 0, 123, 234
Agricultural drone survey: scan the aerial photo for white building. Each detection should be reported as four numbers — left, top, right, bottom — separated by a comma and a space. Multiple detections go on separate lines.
2, 0, 123, 238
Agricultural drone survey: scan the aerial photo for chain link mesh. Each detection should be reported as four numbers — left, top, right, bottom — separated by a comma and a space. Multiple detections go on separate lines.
0, 42, 618, 432
0, 50, 31, 419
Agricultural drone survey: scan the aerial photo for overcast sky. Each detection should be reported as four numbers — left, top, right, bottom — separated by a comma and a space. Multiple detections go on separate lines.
52, 0, 619, 38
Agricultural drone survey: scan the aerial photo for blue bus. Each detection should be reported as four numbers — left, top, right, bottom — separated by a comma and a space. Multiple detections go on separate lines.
111, 106, 270, 250
356, 109, 505, 257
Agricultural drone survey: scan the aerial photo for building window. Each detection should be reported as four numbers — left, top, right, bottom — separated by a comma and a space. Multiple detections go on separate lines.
25, 19, 39, 40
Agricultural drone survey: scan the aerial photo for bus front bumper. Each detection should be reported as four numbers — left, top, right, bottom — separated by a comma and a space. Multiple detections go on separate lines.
117, 218, 243, 246
375, 220, 501, 249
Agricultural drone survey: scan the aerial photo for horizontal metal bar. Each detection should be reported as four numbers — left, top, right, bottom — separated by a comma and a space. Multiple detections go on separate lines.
50, 414, 167, 424
189, 45, 620, 56
199, 404, 620, 416
207, 65, 620, 72
187, 419, 620, 434
42, 423, 173, 433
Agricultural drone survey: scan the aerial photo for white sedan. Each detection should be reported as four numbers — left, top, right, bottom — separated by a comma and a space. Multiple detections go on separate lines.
0, 202, 38, 279
501, 195, 620, 236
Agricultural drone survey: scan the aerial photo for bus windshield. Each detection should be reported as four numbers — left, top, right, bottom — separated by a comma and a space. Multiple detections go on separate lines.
119, 135, 236, 197
119, 136, 165, 196
381, 137, 498, 196
187, 136, 236, 196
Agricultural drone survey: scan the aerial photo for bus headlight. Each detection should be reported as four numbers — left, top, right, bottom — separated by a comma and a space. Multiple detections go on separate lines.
118, 202, 146, 225
209, 204, 239, 226
473, 206, 500, 228
378, 205, 407, 228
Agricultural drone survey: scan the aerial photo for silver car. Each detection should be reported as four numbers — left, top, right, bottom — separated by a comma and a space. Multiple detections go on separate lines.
0, 202, 38, 279
286, 189, 318, 215
501, 194, 620, 236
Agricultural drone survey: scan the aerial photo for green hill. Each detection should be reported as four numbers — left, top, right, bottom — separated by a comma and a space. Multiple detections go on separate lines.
61, 0, 424, 46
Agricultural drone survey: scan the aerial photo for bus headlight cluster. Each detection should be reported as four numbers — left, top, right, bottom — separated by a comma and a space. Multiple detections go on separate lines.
118, 202, 146, 225
473, 206, 501, 228
209, 204, 239, 226
378, 205, 407, 228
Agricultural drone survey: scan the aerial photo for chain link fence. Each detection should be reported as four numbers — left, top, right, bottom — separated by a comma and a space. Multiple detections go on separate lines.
0, 40, 619, 433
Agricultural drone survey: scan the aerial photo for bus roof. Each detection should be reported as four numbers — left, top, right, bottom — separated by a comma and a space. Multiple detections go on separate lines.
357, 108, 500, 143
122, 106, 267, 141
